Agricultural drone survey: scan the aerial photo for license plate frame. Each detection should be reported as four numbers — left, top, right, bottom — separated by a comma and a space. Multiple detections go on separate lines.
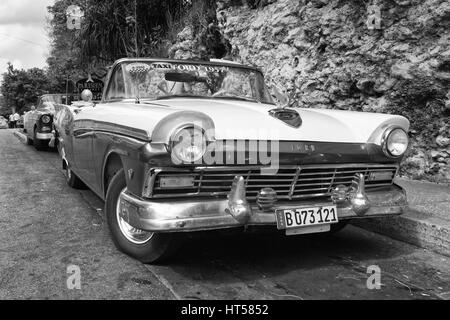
276, 205, 339, 232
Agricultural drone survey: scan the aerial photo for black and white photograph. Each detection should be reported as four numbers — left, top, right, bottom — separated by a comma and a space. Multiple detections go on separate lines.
0, 0, 449, 306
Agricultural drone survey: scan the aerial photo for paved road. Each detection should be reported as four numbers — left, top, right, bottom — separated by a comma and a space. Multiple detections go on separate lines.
0, 129, 449, 300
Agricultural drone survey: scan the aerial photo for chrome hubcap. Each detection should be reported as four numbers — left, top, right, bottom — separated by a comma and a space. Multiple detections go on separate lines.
116, 188, 153, 244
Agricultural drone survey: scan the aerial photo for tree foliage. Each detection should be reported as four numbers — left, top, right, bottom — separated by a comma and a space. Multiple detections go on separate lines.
47, 0, 86, 92
46, 0, 228, 82
0, 63, 52, 113
0, 0, 229, 114
47, 0, 193, 75
80, 0, 186, 61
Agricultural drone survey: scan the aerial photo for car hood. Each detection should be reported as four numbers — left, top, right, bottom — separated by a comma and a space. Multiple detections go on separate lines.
91, 99, 410, 144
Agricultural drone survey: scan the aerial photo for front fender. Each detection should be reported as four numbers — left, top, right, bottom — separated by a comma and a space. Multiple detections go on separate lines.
99, 134, 148, 199
150, 110, 215, 144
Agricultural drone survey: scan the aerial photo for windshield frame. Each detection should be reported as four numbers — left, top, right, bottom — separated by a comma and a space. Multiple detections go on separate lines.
101, 58, 274, 105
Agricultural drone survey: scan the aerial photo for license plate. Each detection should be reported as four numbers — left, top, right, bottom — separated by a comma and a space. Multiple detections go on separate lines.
276, 205, 339, 230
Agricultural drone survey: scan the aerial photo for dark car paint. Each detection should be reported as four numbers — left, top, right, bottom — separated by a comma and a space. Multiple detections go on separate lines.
140, 140, 400, 167
58, 117, 149, 201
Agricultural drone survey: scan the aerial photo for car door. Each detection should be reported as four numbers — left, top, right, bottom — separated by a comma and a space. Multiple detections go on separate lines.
72, 104, 97, 188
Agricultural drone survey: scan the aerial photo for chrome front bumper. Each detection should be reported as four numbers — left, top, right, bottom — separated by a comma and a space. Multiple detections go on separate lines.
118, 178, 408, 233
36, 132, 53, 140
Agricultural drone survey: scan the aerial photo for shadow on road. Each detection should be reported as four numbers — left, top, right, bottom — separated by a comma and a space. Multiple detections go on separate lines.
166, 226, 416, 279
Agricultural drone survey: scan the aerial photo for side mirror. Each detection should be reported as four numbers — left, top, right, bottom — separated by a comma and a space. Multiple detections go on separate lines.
81, 89, 93, 102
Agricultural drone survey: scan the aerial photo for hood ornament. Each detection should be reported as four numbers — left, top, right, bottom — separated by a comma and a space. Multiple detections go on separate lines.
269, 108, 302, 128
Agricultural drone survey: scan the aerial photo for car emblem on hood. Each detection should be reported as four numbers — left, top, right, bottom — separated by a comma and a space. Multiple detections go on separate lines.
269, 108, 302, 128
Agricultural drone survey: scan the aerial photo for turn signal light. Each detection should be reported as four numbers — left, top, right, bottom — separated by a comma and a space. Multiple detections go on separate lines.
159, 175, 195, 188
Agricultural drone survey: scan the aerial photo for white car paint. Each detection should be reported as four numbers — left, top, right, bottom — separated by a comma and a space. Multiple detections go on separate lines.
75, 98, 409, 144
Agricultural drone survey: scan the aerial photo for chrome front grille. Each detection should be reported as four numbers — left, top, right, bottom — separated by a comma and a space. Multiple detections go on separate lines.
150, 164, 398, 201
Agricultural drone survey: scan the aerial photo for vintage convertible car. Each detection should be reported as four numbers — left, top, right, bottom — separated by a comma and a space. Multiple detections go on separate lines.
24, 94, 80, 150
23, 94, 62, 150
54, 58, 410, 263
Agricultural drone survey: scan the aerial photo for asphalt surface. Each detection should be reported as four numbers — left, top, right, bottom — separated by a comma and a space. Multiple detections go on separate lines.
0, 129, 449, 300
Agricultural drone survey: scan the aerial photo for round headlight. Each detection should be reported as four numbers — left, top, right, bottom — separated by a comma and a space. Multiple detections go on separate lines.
384, 128, 409, 157
171, 127, 207, 164
41, 115, 51, 124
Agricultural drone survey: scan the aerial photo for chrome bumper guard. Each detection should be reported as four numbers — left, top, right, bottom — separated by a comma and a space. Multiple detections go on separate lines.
36, 132, 53, 140
118, 175, 407, 233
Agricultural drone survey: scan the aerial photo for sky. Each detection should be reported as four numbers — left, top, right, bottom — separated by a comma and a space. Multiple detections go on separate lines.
0, 0, 54, 77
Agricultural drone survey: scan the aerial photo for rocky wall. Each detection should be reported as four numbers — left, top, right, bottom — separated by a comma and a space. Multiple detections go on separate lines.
171, 0, 450, 183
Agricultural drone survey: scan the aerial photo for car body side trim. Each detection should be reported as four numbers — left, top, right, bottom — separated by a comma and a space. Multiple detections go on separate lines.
73, 119, 149, 141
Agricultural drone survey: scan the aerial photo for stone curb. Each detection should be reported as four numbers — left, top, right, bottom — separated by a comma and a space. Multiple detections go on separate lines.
353, 178, 450, 257
353, 210, 450, 257
13, 130, 27, 143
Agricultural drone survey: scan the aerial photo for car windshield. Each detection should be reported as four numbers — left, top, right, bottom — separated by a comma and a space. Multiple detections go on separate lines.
105, 61, 274, 104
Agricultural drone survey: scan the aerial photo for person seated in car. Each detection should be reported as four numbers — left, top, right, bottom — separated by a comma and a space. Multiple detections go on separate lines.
157, 78, 192, 95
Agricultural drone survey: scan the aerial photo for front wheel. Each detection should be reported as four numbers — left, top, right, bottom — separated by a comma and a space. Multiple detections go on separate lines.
65, 166, 86, 189
105, 169, 180, 264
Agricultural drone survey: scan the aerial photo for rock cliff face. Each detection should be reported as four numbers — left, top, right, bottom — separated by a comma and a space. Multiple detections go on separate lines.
171, 0, 450, 183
